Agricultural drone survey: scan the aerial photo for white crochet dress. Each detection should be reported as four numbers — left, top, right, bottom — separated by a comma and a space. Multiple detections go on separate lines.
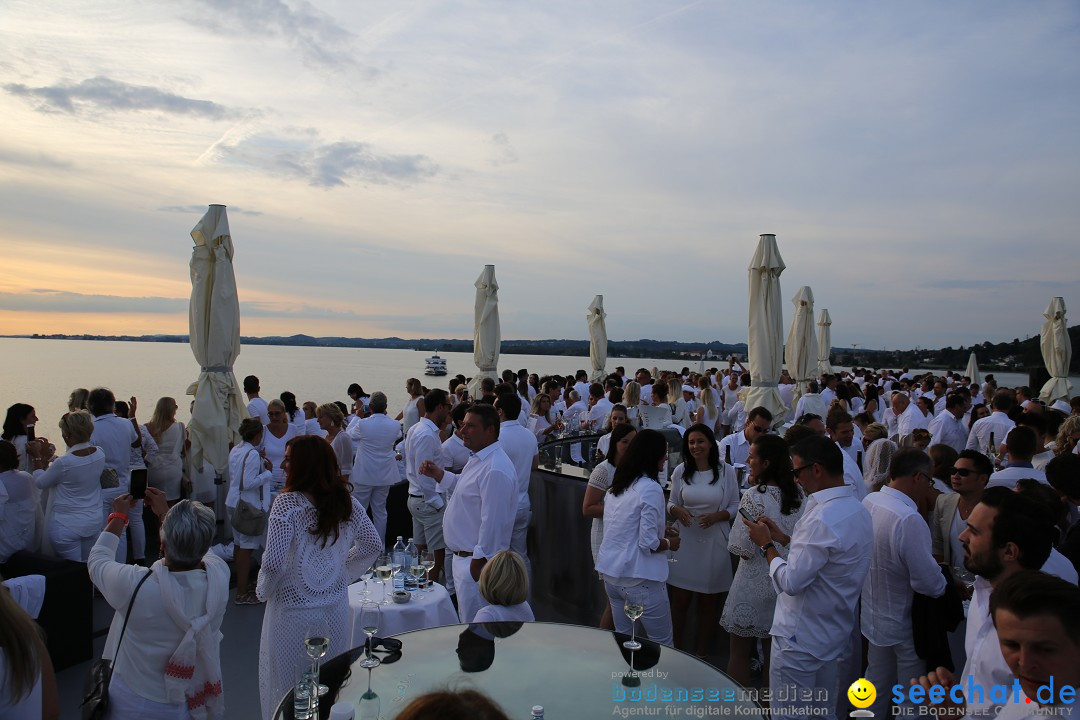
256, 493, 382, 719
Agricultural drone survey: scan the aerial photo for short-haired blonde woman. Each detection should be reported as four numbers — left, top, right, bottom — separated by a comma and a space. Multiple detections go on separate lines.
316, 402, 353, 483
472, 550, 534, 623
145, 397, 186, 503
30, 411, 104, 561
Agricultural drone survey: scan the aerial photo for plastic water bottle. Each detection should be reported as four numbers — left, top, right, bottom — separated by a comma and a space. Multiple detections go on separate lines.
294, 673, 315, 719
404, 538, 419, 591
392, 536, 406, 591
531, 706, 544, 719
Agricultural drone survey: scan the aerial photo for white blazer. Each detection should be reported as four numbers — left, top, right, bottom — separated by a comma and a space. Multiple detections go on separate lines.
348, 414, 402, 487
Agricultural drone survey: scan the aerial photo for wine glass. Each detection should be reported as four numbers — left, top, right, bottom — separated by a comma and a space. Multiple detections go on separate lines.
420, 550, 436, 593
666, 521, 679, 563
359, 601, 382, 668
409, 559, 425, 597
360, 562, 374, 598
375, 554, 394, 605
622, 588, 645, 651
359, 667, 380, 719
952, 566, 976, 613
303, 619, 330, 698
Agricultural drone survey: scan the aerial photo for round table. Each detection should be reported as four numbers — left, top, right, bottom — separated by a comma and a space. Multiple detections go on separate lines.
347, 581, 459, 647
276, 621, 759, 718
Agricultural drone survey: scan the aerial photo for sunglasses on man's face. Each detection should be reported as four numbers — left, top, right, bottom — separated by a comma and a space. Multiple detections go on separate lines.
950, 467, 975, 477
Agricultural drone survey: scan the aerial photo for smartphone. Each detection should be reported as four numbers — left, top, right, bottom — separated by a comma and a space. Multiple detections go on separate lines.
129, 468, 148, 500
26, 424, 35, 442
461, 389, 469, 400
738, 507, 759, 523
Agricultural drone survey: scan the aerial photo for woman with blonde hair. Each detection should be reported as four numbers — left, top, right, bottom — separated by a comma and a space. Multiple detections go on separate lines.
316, 402, 353, 484
145, 397, 186, 503
1054, 415, 1080, 456
473, 550, 534, 623
861, 421, 889, 450
667, 377, 692, 428
67, 388, 89, 412
622, 381, 641, 426
0, 572, 59, 717
695, 378, 720, 434
396, 378, 426, 435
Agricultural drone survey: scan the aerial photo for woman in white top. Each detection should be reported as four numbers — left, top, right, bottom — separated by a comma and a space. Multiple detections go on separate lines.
622, 381, 641, 427
30, 411, 104, 562
262, 399, 300, 493
145, 397, 186, 503
0, 571, 59, 719
0, 442, 41, 563
257, 435, 382, 719
227, 418, 274, 605
721, 433, 804, 687
695, 379, 720, 434
667, 423, 741, 657
280, 391, 308, 436
316, 402, 353, 483
396, 378, 426, 436
472, 550, 535, 624
666, 378, 692, 429
582, 423, 637, 630
594, 429, 681, 647
529, 393, 558, 442
90, 490, 229, 718
2, 403, 37, 473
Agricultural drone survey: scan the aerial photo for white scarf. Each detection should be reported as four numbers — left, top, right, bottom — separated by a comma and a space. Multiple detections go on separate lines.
154, 553, 229, 718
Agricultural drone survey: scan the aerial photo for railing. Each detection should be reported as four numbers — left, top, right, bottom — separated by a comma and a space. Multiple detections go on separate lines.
537, 428, 686, 484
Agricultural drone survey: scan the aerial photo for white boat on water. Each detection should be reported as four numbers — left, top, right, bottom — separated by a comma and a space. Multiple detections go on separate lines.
424, 353, 447, 376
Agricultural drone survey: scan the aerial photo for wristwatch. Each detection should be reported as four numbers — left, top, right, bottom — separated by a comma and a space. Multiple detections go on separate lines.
759, 542, 775, 558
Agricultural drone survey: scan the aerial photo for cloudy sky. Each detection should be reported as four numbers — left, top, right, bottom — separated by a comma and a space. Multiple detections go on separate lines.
1, 1, 1078, 350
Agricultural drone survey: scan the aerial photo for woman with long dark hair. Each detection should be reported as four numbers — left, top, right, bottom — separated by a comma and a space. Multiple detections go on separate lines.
667, 423, 740, 657
594, 429, 680, 646
279, 391, 306, 435
256, 435, 383, 718
721, 433, 804, 686
2, 403, 38, 473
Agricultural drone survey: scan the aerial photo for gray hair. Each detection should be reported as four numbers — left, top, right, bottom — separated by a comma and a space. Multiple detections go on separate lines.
369, 392, 388, 414
161, 500, 215, 567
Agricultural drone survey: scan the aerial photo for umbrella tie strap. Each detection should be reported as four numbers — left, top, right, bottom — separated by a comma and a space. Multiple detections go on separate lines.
753, 382, 779, 388
201, 366, 233, 373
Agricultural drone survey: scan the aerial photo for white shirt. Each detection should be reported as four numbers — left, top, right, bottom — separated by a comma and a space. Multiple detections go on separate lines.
840, 443, 868, 501
1043, 548, 1079, 584
226, 442, 273, 511
497, 421, 538, 512
586, 398, 614, 431
778, 384, 796, 421
347, 413, 402, 487
987, 465, 1048, 489
768, 484, 873, 661
896, 402, 929, 439
927, 411, 968, 454
860, 487, 947, 645
90, 413, 138, 486
820, 387, 836, 407
441, 433, 471, 473
246, 397, 270, 425
440, 442, 517, 559
594, 475, 667, 583
718, 430, 751, 466
34, 446, 105, 533
405, 418, 447, 509
967, 411, 1016, 452
793, 394, 827, 422
0, 470, 39, 563
564, 400, 588, 429
472, 601, 535, 623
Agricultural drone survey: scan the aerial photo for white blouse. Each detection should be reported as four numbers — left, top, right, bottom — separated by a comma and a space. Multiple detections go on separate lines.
33, 446, 104, 533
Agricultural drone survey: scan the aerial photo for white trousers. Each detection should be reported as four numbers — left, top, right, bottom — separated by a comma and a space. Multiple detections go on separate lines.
48, 522, 97, 562
604, 579, 673, 647
769, 636, 838, 720
353, 485, 390, 541
865, 637, 925, 718
452, 553, 483, 624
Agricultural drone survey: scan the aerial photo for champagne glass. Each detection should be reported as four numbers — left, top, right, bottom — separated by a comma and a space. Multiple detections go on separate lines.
359, 601, 382, 668
375, 554, 394, 605
420, 550, 436, 593
303, 619, 331, 698
622, 588, 645, 651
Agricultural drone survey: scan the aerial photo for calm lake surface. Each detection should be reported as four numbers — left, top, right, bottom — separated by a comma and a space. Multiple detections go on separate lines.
0, 337, 1052, 431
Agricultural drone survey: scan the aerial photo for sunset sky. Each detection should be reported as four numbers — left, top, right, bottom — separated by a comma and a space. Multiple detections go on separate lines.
2, 1, 1078, 349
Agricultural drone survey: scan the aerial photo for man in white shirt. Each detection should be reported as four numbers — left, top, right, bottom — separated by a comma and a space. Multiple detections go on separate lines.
243, 374, 270, 425
745, 435, 873, 720
441, 402, 472, 473
347, 392, 403, 540
893, 391, 929, 442
967, 392, 1017, 453
586, 383, 613, 433
635, 368, 654, 406
913, 487, 1059, 717
420, 404, 516, 623
820, 375, 838, 407
927, 393, 970, 454
405, 389, 451, 588
861, 449, 947, 717
988, 427, 1048, 488
1015, 386, 1034, 411
88, 387, 141, 564
563, 390, 589, 464
493, 394, 539, 571
931, 379, 949, 416
572, 370, 591, 410
718, 407, 772, 467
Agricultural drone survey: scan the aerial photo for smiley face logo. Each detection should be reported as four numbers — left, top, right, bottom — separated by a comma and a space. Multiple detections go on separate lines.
848, 678, 876, 710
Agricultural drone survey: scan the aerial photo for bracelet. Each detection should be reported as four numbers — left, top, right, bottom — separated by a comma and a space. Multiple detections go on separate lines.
107, 512, 129, 528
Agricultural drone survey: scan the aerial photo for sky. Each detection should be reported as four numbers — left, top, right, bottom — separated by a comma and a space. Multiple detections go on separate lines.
1, 1, 1078, 351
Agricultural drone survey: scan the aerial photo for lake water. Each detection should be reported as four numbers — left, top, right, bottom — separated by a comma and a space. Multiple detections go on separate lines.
0, 337, 1053, 431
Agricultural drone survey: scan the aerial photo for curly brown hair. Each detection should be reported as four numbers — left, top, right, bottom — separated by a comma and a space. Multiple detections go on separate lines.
284, 436, 353, 547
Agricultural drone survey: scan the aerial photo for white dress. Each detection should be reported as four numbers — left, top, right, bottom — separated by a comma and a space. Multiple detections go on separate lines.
402, 397, 422, 435
256, 493, 382, 719
147, 422, 185, 501
586, 461, 616, 563
666, 464, 741, 594
719, 485, 805, 638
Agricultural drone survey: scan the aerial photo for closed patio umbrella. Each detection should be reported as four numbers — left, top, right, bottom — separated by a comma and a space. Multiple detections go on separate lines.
743, 234, 789, 426
186, 204, 247, 472
587, 295, 607, 382
1039, 297, 1072, 405
817, 309, 834, 376
964, 352, 980, 385
786, 286, 818, 400
470, 265, 501, 397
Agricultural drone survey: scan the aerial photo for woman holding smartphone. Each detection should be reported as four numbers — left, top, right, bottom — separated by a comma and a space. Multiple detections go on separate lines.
720, 433, 804, 686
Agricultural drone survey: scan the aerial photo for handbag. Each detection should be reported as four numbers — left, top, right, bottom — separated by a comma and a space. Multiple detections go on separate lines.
81, 569, 152, 720
231, 450, 267, 536
178, 423, 193, 498
99, 466, 119, 489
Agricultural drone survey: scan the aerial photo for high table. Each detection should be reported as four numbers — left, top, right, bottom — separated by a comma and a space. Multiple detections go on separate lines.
346, 581, 459, 647
276, 622, 759, 719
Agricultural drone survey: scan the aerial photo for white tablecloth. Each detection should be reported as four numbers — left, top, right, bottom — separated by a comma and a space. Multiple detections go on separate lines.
347, 581, 459, 647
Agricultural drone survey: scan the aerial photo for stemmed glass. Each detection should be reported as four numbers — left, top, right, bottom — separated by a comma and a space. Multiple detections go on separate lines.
375, 553, 394, 605
359, 601, 382, 669
420, 550, 436, 593
360, 562, 374, 599
359, 667, 380, 720
952, 566, 976, 613
622, 588, 645, 650
666, 521, 679, 563
409, 557, 425, 597
303, 619, 330, 698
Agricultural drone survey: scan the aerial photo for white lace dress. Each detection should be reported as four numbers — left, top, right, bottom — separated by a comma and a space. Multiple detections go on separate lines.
719, 485, 804, 638
256, 493, 382, 719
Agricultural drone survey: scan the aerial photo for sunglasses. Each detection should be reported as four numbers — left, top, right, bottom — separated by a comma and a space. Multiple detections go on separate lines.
950, 467, 975, 477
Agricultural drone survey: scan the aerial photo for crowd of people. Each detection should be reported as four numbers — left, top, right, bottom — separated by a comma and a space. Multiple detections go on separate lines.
2, 361, 1079, 719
